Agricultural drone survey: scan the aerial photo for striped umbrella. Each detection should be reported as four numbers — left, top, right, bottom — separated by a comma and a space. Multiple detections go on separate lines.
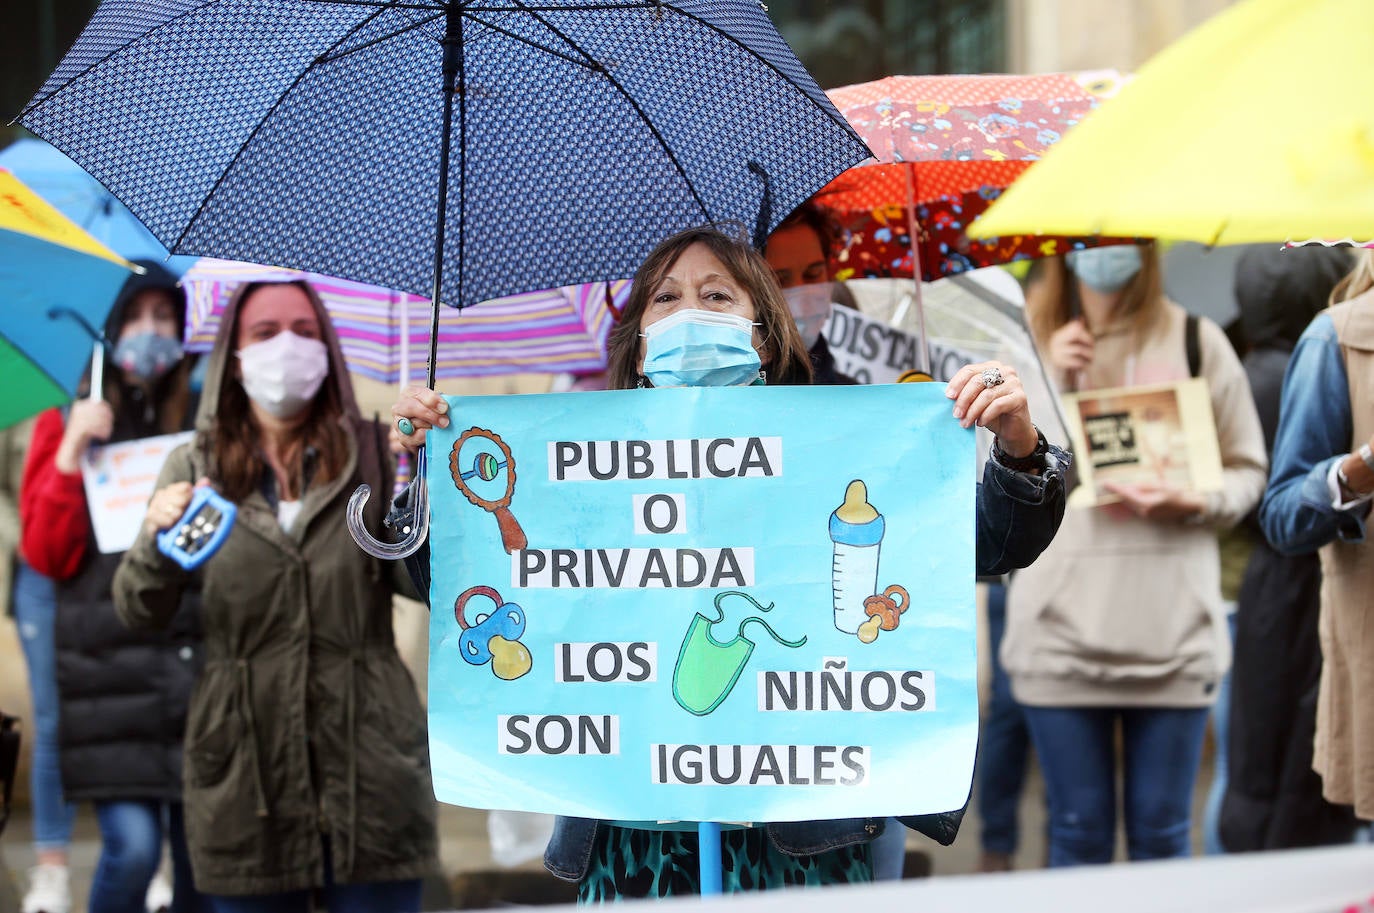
182, 258, 629, 383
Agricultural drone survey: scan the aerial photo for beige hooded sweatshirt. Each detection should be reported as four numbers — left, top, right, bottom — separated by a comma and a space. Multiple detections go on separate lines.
1002, 302, 1267, 707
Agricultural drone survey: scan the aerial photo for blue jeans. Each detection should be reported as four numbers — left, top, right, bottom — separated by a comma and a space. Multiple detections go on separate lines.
12, 561, 76, 851
976, 582, 1028, 856
90, 801, 200, 913
1201, 608, 1236, 855
206, 841, 421, 913
1022, 705, 1209, 867
870, 819, 905, 881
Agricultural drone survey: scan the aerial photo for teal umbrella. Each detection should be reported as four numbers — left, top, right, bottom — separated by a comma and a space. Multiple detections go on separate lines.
0, 168, 136, 428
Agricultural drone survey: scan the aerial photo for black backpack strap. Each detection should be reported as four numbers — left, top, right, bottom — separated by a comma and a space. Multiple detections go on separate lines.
1185, 313, 1202, 378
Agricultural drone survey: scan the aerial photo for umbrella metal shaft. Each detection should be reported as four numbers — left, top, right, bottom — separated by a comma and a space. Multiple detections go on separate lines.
427, 3, 465, 392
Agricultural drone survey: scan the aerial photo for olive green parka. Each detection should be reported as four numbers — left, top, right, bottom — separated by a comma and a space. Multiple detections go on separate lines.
113, 283, 437, 895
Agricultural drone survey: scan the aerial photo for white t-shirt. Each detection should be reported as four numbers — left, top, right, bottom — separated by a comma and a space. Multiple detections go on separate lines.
277, 499, 303, 532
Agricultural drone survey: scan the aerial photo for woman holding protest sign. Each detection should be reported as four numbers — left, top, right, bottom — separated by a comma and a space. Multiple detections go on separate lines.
19, 263, 203, 913
391, 224, 1067, 898
1003, 244, 1266, 867
113, 280, 437, 913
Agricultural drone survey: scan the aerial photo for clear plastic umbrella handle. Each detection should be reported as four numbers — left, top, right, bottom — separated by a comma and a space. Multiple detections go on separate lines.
347, 447, 429, 559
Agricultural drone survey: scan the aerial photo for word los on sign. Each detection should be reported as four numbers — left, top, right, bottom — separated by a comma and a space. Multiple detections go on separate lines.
549, 437, 782, 481
555, 642, 657, 683
653, 743, 869, 786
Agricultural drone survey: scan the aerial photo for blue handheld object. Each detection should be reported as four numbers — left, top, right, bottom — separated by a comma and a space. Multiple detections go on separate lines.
156, 488, 236, 570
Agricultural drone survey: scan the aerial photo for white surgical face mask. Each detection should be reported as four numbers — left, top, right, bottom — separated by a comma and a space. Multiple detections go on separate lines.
236, 331, 329, 418
782, 284, 834, 349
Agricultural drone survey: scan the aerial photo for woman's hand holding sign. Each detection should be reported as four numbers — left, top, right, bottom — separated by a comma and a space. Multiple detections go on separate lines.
392, 384, 451, 454
944, 361, 1038, 459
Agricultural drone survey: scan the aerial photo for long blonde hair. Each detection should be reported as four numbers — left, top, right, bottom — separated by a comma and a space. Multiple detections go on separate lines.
1330, 249, 1374, 304
1025, 243, 1166, 351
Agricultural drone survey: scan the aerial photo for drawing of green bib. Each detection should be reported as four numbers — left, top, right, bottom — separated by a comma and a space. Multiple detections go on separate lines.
672, 591, 807, 716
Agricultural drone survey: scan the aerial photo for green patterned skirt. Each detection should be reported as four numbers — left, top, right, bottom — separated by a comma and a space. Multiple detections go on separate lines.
577, 824, 873, 902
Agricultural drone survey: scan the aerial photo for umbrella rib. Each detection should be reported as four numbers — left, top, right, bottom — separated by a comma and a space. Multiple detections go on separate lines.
660, 5, 868, 151
17, 0, 220, 121
315, 12, 446, 66
169, 23, 382, 254
462, 13, 604, 71
170, 4, 440, 252
506, 0, 713, 223
463, 3, 657, 9
299, 0, 445, 8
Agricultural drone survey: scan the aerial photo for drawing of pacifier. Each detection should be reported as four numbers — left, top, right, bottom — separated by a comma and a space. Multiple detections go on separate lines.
857, 584, 910, 644
672, 591, 807, 716
451, 427, 527, 554
455, 585, 532, 681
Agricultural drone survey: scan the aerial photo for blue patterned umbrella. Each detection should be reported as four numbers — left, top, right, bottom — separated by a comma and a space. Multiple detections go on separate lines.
19, 0, 870, 571
19, 0, 870, 390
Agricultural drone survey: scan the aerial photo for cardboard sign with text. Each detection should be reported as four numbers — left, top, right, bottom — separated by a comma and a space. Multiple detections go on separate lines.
81, 431, 194, 554
1062, 378, 1223, 508
426, 384, 976, 823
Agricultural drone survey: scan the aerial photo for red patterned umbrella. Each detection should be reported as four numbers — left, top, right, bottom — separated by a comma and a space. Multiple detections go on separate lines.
819, 71, 1135, 282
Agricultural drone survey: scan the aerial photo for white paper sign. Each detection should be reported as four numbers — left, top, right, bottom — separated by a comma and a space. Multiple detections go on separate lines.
81, 431, 194, 554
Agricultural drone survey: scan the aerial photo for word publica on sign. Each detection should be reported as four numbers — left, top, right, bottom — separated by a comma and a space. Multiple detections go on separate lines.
653, 744, 869, 786
549, 437, 783, 481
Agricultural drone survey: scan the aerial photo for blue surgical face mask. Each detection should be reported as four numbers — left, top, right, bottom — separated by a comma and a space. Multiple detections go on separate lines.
1066, 245, 1144, 293
641, 309, 762, 388
113, 332, 184, 384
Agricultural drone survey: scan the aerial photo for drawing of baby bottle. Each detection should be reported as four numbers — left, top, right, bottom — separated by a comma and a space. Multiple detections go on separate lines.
829, 480, 885, 634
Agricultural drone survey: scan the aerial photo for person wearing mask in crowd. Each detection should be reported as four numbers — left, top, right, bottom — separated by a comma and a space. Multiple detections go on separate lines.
19, 264, 204, 913
4, 412, 77, 913
114, 280, 437, 913
1003, 243, 1267, 867
1259, 250, 1374, 830
390, 225, 1068, 899
1217, 245, 1358, 851
761, 203, 858, 386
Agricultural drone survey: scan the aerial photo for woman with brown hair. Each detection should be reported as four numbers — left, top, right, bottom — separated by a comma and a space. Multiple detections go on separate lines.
20, 262, 203, 913
113, 281, 437, 913
1002, 243, 1267, 867
392, 225, 1068, 899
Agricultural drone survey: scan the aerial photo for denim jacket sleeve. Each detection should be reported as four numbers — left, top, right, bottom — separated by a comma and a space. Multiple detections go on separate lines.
1259, 314, 1369, 555
975, 444, 1069, 576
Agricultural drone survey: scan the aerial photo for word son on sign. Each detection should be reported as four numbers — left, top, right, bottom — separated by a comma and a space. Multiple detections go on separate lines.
426, 384, 976, 824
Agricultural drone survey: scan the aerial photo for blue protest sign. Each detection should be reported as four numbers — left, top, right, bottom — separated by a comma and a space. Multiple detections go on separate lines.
427, 383, 975, 823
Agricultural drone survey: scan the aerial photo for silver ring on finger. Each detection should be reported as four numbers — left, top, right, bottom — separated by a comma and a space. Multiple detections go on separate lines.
980, 367, 1005, 389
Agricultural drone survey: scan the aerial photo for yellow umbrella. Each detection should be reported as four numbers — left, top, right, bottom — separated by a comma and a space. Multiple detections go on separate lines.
969, 0, 1374, 245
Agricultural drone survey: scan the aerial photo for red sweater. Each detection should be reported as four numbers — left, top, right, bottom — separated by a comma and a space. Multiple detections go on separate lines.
20, 408, 91, 580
